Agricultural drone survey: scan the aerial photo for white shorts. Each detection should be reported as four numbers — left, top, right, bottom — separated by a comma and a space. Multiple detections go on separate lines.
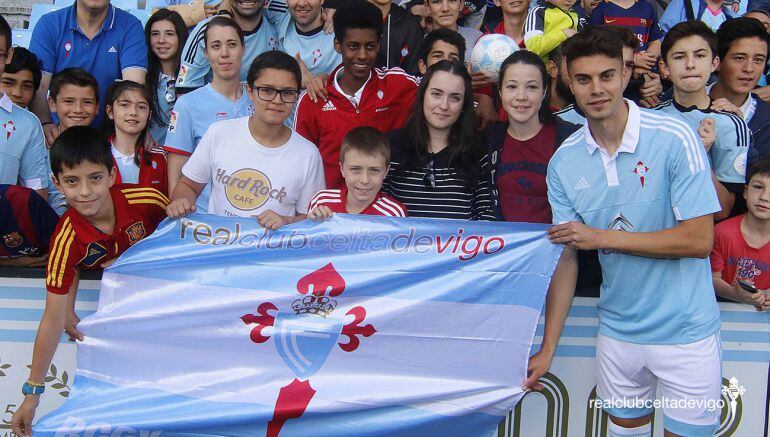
595, 333, 722, 437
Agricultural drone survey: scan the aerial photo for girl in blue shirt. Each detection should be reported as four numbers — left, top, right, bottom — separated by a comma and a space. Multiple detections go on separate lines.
145, 9, 189, 147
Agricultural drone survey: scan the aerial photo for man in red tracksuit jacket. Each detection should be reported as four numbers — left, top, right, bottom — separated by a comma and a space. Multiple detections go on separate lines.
294, 0, 418, 189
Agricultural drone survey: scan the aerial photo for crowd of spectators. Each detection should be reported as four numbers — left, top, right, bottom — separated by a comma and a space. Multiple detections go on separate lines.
3, 0, 770, 434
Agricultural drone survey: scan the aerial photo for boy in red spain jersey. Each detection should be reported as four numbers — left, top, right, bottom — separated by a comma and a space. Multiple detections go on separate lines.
711, 157, 770, 311
11, 126, 169, 437
294, 0, 418, 189
308, 126, 407, 218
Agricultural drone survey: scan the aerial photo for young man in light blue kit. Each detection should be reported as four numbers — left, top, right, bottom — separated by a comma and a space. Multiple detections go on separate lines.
541, 28, 723, 437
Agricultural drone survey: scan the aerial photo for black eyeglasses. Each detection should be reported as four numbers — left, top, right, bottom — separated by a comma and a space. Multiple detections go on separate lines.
423, 159, 436, 189
253, 86, 300, 103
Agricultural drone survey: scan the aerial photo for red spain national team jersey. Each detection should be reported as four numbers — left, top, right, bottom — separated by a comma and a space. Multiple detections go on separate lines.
309, 188, 408, 217
46, 186, 169, 294
112, 144, 169, 196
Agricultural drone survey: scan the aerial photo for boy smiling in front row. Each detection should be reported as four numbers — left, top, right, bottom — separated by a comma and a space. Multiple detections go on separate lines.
308, 126, 407, 219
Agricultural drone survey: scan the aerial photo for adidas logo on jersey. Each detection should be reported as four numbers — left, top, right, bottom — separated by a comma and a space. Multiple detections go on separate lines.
108, 46, 117, 53
574, 177, 591, 191
322, 101, 337, 112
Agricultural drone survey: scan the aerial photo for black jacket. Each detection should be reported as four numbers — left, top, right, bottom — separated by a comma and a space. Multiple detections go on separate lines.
376, 5, 424, 76
483, 118, 581, 220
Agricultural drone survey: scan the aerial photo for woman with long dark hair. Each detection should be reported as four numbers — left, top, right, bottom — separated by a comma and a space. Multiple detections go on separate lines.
385, 60, 495, 220
484, 50, 580, 223
145, 9, 188, 146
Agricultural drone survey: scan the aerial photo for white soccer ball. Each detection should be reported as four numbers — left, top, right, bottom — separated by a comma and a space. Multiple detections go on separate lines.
470, 34, 520, 82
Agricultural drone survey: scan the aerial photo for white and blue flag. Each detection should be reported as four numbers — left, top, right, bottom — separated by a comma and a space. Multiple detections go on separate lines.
34, 214, 562, 436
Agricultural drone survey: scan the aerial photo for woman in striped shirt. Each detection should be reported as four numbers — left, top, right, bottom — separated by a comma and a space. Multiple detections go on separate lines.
384, 60, 495, 220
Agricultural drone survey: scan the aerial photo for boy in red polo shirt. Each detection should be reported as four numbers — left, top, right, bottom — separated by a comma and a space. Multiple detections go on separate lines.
711, 157, 770, 311
308, 126, 407, 218
11, 126, 169, 436
294, 0, 418, 189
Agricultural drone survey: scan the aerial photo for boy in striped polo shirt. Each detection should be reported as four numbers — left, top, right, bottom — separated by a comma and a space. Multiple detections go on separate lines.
308, 127, 407, 219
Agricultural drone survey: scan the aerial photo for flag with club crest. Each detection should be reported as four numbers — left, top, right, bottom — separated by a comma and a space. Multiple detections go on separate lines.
34, 214, 562, 437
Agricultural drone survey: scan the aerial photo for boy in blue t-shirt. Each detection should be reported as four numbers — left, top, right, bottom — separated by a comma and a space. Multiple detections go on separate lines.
656, 20, 751, 220
539, 28, 722, 437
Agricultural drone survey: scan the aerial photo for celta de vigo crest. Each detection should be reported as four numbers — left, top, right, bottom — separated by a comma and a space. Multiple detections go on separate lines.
241, 263, 377, 436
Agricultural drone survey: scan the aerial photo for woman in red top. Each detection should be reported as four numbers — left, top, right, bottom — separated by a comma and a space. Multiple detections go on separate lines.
103, 81, 168, 196
484, 50, 578, 223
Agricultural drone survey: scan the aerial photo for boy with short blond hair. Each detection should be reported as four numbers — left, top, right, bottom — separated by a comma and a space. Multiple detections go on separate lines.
711, 157, 770, 311
308, 126, 407, 218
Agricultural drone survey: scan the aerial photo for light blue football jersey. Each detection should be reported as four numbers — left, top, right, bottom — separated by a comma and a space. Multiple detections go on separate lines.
275, 14, 340, 76
149, 73, 176, 147
0, 95, 47, 191
555, 104, 586, 126
265, 0, 340, 126
163, 84, 254, 212
655, 99, 750, 184
547, 101, 722, 345
699, 7, 727, 32
176, 16, 278, 90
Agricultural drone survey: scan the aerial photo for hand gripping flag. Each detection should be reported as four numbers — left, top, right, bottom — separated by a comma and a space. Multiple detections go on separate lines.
34, 214, 562, 437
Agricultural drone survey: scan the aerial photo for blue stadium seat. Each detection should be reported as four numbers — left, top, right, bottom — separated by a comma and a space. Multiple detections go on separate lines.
128, 8, 151, 27
27, 3, 68, 30
11, 29, 33, 49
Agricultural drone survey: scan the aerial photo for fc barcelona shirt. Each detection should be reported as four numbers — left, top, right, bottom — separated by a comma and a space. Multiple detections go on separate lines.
46, 186, 169, 294
0, 184, 58, 258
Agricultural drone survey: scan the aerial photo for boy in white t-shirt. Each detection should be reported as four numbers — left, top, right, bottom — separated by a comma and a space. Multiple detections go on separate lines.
166, 51, 325, 229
